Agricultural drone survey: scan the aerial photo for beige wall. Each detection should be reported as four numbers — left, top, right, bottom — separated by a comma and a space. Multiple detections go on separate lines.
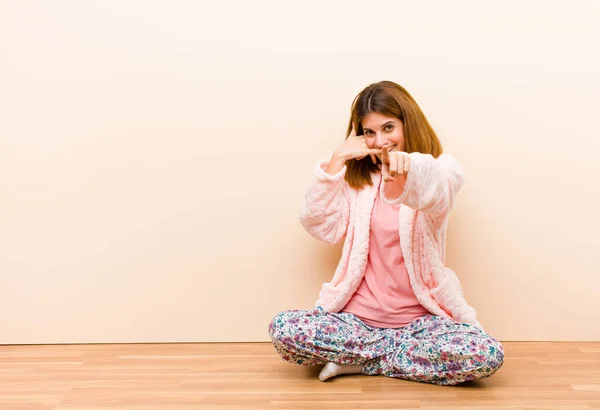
1, 1, 599, 344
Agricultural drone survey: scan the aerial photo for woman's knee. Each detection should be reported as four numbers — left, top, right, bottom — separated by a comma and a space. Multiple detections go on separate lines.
473, 336, 504, 377
268, 311, 286, 341
268, 309, 305, 341
487, 338, 505, 372
268, 309, 325, 366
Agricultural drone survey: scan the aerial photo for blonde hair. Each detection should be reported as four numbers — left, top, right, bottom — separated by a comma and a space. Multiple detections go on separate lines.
345, 81, 443, 189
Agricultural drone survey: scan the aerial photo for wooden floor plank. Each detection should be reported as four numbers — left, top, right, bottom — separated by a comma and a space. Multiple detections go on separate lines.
0, 342, 599, 409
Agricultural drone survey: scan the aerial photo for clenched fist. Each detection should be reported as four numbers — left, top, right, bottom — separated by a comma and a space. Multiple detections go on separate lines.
380, 144, 411, 182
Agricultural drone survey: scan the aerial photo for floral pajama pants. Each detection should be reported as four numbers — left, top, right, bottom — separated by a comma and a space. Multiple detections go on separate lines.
268, 306, 504, 385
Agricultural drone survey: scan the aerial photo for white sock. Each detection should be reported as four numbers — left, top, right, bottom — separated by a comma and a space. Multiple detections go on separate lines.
318, 362, 363, 382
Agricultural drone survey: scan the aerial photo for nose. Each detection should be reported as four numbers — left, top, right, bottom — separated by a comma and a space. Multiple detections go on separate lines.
375, 133, 388, 148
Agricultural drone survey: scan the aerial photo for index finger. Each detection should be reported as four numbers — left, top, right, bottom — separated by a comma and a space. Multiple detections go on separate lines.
381, 146, 389, 164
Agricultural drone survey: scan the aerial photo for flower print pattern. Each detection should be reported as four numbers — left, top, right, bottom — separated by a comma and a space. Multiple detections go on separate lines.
269, 306, 504, 386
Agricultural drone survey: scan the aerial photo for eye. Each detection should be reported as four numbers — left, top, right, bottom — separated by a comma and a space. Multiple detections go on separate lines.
364, 130, 373, 136
384, 124, 394, 131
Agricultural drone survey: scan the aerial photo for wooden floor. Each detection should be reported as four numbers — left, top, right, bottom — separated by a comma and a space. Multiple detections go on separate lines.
0, 342, 599, 410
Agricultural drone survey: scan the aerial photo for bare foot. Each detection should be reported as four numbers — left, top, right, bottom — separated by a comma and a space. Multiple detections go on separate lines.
318, 362, 363, 382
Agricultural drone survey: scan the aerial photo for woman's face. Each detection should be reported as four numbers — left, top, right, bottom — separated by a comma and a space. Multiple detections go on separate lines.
361, 112, 405, 152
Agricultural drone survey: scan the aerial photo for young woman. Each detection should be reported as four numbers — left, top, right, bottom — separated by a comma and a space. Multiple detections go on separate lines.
269, 81, 504, 385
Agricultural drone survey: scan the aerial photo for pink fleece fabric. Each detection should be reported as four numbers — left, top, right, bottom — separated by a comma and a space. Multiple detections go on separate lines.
299, 152, 482, 330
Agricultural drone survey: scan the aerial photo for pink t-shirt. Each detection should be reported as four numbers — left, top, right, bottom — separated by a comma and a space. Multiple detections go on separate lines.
341, 181, 430, 328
